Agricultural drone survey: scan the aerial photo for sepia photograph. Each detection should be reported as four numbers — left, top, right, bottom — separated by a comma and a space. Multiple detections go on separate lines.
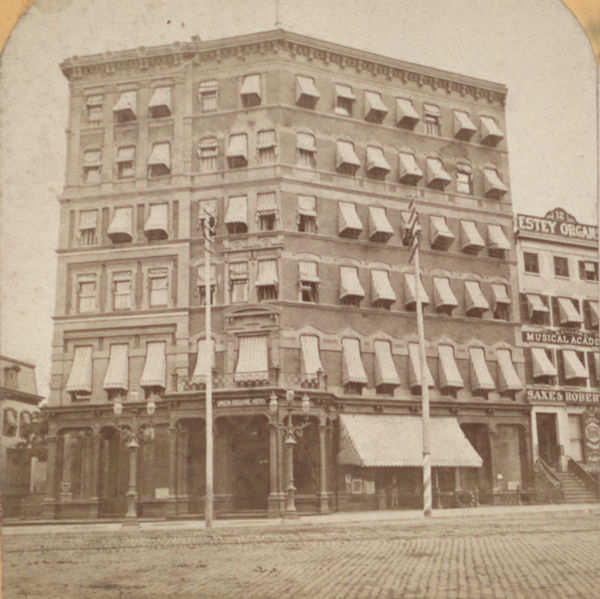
1, 0, 599, 597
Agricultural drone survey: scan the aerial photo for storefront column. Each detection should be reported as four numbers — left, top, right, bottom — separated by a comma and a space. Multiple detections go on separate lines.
318, 418, 330, 514
488, 425, 498, 489
267, 418, 280, 518
454, 468, 461, 493
530, 410, 539, 461
59, 433, 72, 500
168, 426, 177, 498
90, 433, 100, 501
176, 425, 189, 509
43, 435, 58, 516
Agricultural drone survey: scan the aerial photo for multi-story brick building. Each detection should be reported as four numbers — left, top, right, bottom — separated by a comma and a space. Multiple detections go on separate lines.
45, 29, 530, 519
516, 208, 600, 496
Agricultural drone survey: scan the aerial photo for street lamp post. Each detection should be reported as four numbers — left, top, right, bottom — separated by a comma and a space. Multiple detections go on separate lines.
268, 390, 311, 519
113, 396, 156, 527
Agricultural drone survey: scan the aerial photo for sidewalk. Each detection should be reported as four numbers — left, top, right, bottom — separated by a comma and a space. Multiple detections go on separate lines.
3, 501, 599, 536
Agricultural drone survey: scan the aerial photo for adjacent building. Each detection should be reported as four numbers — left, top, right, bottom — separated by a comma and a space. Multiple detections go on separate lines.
45, 29, 530, 519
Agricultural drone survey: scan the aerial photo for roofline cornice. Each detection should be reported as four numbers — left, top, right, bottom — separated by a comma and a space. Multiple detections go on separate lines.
60, 29, 507, 106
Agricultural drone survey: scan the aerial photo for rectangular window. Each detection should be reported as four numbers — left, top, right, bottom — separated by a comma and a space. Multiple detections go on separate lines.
198, 80, 218, 112
113, 91, 137, 123
257, 129, 276, 164
491, 284, 511, 321
257, 192, 277, 231
297, 195, 317, 233
423, 104, 441, 136
148, 269, 169, 307
148, 142, 171, 177
554, 256, 569, 278
335, 84, 355, 116
579, 260, 599, 281
229, 262, 248, 303
225, 195, 248, 234
256, 259, 278, 301
583, 300, 599, 330
77, 275, 97, 313
523, 252, 540, 274
339, 266, 365, 307
240, 74, 261, 107
86, 95, 103, 125
296, 75, 320, 109
198, 137, 218, 172
298, 261, 319, 303
456, 170, 473, 194
82, 149, 102, 184
426, 157, 451, 190
116, 146, 135, 179
336, 140, 360, 175
197, 264, 216, 306
521, 293, 550, 325
78, 210, 97, 246
568, 415, 584, 462
226, 133, 248, 169
296, 132, 316, 168
148, 86, 172, 118
112, 272, 132, 311
3, 409, 17, 437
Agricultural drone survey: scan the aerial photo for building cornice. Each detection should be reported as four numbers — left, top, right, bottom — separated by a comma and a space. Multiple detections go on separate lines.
60, 29, 506, 106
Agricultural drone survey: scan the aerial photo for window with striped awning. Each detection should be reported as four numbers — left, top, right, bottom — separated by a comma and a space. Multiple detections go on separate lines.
103, 344, 129, 392
374, 340, 400, 389
140, 341, 166, 390
300, 335, 323, 377
342, 338, 368, 388
234, 336, 269, 384
66, 346, 93, 396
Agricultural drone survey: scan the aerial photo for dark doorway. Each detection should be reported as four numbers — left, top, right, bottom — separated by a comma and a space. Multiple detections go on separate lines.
98, 427, 128, 517
536, 413, 560, 467
185, 419, 206, 513
460, 423, 493, 494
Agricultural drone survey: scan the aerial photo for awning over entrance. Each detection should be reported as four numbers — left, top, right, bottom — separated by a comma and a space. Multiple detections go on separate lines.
338, 414, 483, 468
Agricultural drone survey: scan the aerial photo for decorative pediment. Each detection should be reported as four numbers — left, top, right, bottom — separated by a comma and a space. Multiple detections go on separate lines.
225, 305, 279, 332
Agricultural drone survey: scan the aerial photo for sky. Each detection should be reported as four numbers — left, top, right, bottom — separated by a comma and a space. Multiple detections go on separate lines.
0, 0, 598, 400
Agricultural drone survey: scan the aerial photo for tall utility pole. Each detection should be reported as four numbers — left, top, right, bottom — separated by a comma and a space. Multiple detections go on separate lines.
405, 201, 432, 518
203, 211, 214, 528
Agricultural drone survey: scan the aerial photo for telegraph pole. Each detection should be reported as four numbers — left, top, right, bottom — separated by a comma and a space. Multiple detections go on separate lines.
203, 211, 214, 527
405, 201, 432, 518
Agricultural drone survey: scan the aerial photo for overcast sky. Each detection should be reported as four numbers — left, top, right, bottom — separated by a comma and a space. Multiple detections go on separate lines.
0, 0, 597, 399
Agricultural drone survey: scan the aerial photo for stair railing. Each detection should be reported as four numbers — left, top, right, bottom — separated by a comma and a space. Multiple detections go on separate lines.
534, 457, 562, 490
567, 457, 600, 499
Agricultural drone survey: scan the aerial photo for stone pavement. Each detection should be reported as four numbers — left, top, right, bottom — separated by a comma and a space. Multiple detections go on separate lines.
3, 505, 600, 598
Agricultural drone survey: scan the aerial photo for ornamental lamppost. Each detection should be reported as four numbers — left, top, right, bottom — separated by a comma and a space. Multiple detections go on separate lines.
113, 396, 156, 527
268, 390, 311, 519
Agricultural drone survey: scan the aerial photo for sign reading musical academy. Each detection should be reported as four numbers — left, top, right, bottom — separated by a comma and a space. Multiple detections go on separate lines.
522, 329, 600, 347
517, 208, 599, 242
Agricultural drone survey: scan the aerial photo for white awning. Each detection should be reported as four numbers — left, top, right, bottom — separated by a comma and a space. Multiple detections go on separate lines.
340, 266, 365, 300
229, 262, 248, 280
335, 84, 356, 100
424, 103, 440, 116
531, 348, 557, 378
408, 343, 434, 389
299, 261, 319, 282
427, 158, 451, 187
296, 75, 320, 105
195, 263, 216, 286
338, 201, 363, 235
257, 192, 277, 213
225, 196, 247, 225
256, 259, 278, 287
144, 203, 169, 237
480, 116, 504, 145
490, 284, 510, 308
396, 98, 420, 126
398, 152, 423, 183
235, 336, 269, 383
465, 280, 490, 313
469, 347, 496, 392
338, 414, 482, 468
526, 293, 549, 315
300, 335, 322, 375
298, 194, 317, 216
368, 206, 393, 240
563, 350, 588, 380
496, 349, 522, 392
226, 134, 248, 159
240, 74, 261, 99
484, 168, 508, 197
364, 91, 388, 119
192, 338, 215, 380
113, 91, 136, 116
430, 216, 454, 249
116, 146, 135, 162
83, 149, 101, 165
487, 224, 510, 251
433, 277, 458, 309
297, 132, 316, 152
149, 142, 171, 168
342, 338, 368, 385
371, 270, 396, 304
374, 340, 400, 387
148, 86, 172, 113
103, 344, 129, 391
256, 129, 276, 149
558, 297, 583, 326
404, 273, 430, 307
66, 346, 93, 394
588, 301, 599, 327
87, 95, 103, 106
453, 110, 477, 140
107, 206, 133, 242
460, 221, 485, 253
366, 146, 390, 174
438, 345, 464, 390
337, 140, 360, 169
79, 210, 97, 230
140, 341, 166, 389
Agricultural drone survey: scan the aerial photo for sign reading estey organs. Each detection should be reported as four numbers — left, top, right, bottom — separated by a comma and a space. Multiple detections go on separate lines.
526, 388, 600, 404
517, 208, 598, 241
522, 329, 600, 347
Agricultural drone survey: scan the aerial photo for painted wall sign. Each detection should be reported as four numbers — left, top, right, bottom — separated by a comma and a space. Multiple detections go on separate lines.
526, 388, 600, 404
216, 398, 266, 407
522, 329, 600, 347
517, 208, 598, 241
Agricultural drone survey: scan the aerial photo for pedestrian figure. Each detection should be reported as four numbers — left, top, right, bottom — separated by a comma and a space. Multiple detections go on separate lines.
390, 476, 399, 508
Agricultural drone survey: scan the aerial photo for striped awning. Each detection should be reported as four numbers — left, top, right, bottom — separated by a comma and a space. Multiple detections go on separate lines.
563, 350, 588, 380
339, 266, 365, 300
338, 201, 363, 235
496, 349, 522, 392
404, 273, 430, 307
235, 336, 268, 383
408, 343, 434, 389
371, 270, 396, 304
298, 194, 317, 216
148, 86, 172, 113
339, 414, 483, 468
469, 347, 496, 392
438, 345, 464, 390
368, 206, 393, 240
427, 158, 451, 188
300, 335, 323, 375
87, 95, 103, 106
487, 224, 510, 250
531, 348, 557, 378
116, 146, 135, 162
79, 210, 97, 230
140, 341, 166, 389
103, 344, 129, 391
484, 169, 508, 198
296, 75, 320, 105
335, 84, 355, 100
430, 216, 454, 249
460, 221, 485, 253
337, 140, 360, 169
526, 293, 549, 315
396, 98, 420, 127
240, 74, 261, 99
226, 134, 248, 159
257, 192, 277, 214
480, 116, 504, 145
225, 196, 247, 225
433, 277, 458, 309
66, 346, 93, 394
113, 91, 136, 116
374, 340, 400, 387
297, 132, 316, 152
453, 110, 477, 140
83, 149, 101, 165
107, 207, 133, 242
558, 298, 583, 326
491, 284, 510, 307
298, 260, 319, 282
588, 301, 599, 327
366, 146, 390, 173
364, 91, 388, 119
256, 259, 278, 287
342, 338, 368, 385
398, 152, 423, 183
465, 281, 489, 313
144, 203, 169, 237
257, 129, 276, 149
424, 103, 440, 116
192, 338, 215, 380
149, 142, 171, 168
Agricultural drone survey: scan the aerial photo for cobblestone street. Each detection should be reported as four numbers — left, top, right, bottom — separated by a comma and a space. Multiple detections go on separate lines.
3, 508, 600, 598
